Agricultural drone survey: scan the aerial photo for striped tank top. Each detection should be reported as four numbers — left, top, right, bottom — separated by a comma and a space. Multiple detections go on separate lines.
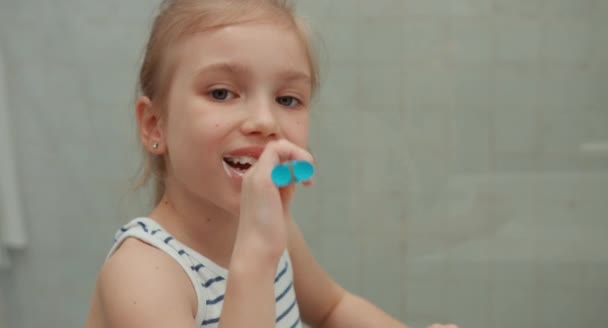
107, 217, 302, 328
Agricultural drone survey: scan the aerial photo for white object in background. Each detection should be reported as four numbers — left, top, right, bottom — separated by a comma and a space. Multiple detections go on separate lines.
580, 141, 608, 154
0, 47, 28, 266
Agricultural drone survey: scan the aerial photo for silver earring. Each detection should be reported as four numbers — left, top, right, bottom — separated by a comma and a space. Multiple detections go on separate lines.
152, 143, 159, 149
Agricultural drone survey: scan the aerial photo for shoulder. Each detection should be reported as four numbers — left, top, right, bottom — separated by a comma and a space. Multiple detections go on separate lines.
95, 238, 197, 327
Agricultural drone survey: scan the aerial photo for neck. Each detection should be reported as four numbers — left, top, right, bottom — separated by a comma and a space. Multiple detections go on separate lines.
149, 185, 239, 269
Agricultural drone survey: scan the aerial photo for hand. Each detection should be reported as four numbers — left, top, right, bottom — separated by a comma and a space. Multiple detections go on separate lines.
235, 139, 314, 263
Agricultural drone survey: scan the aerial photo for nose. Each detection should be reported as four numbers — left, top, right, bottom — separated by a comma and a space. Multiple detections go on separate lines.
240, 97, 280, 138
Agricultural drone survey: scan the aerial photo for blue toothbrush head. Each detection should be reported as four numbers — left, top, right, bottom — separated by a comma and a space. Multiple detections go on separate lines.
271, 160, 315, 187
292, 160, 314, 183
271, 163, 292, 187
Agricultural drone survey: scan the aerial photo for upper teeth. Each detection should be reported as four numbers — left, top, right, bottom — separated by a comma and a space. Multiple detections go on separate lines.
224, 156, 257, 165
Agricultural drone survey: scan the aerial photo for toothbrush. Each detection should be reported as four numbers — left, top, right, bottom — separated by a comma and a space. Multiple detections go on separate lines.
271, 160, 314, 187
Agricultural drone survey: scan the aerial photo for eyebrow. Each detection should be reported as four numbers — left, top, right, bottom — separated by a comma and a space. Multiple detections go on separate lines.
194, 62, 311, 84
196, 62, 249, 76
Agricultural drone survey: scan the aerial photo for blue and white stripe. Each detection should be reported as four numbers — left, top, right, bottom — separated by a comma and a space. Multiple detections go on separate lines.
109, 217, 302, 328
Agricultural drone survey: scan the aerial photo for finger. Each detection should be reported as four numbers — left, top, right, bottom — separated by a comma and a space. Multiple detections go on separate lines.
258, 139, 314, 168
279, 184, 296, 207
302, 179, 313, 187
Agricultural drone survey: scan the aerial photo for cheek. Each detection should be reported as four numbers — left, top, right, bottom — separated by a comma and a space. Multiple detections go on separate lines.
285, 117, 310, 147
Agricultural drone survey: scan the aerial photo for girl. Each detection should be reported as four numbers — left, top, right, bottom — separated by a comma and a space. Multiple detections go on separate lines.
86, 1, 457, 327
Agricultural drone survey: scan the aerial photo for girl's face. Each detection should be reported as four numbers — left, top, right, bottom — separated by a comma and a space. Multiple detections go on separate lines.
161, 21, 312, 216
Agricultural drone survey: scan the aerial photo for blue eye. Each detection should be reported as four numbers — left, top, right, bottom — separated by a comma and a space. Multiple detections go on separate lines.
209, 89, 235, 101
276, 96, 300, 108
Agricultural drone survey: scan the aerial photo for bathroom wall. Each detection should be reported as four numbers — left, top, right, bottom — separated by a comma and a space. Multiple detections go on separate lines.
0, 0, 606, 327
295, 1, 608, 327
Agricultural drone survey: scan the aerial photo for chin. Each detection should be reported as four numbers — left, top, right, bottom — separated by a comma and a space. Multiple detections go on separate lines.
224, 194, 242, 218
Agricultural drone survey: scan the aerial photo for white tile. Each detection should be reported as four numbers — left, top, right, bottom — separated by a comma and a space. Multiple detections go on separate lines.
404, 0, 454, 16
403, 281, 448, 324
317, 230, 362, 292
576, 155, 608, 172
437, 175, 502, 241
492, 0, 544, 17
444, 278, 490, 328
532, 174, 579, 232
540, 105, 590, 157
494, 151, 540, 172
402, 63, 453, 107
445, 238, 490, 281
541, 19, 594, 64
489, 236, 537, 263
403, 103, 449, 160
355, 191, 405, 234
402, 18, 448, 62
356, 65, 402, 107
449, 104, 492, 173
538, 259, 584, 289
495, 102, 539, 154
574, 174, 608, 238
579, 287, 608, 326
579, 105, 608, 143
592, 12, 608, 62
450, 0, 493, 16
492, 258, 538, 289
451, 63, 494, 106
495, 17, 542, 63
316, 190, 358, 234
296, 0, 359, 19
360, 226, 403, 317
315, 102, 360, 156
311, 142, 359, 193
404, 253, 448, 282
538, 286, 583, 327
538, 66, 598, 109
290, 185, 322, 236
491, 282, 538, 327
447, 18, 494, 63
315, 21, 360, 63
405, 190, 450, 244
356, 19, 404, 63
356, 109, 410, 193
405, 0, 491, 17
318, 64, 359, 106
494, 63, 540, 103
542, 0, 596, 18
358, 0, 405, 18
491, 175, 538, 238
536, 238, 582, 264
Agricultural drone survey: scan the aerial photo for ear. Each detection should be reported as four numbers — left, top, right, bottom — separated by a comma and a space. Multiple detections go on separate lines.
135, 96, 165, 154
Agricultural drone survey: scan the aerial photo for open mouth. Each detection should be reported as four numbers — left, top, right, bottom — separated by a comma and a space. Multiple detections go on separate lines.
222, 156, 258, 177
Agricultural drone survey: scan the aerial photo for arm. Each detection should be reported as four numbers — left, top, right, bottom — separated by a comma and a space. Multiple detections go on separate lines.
94, 239, 197, 328
217, 236, 282, 328
286, 217, 407, 328
316, 292, 407, 328
219, 139, 318, 328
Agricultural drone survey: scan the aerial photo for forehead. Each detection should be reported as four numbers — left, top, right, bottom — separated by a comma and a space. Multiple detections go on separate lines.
170, 21, 311, 79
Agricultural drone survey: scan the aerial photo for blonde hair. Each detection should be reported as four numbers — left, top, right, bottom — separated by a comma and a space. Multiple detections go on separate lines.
134, 0, 320, 205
